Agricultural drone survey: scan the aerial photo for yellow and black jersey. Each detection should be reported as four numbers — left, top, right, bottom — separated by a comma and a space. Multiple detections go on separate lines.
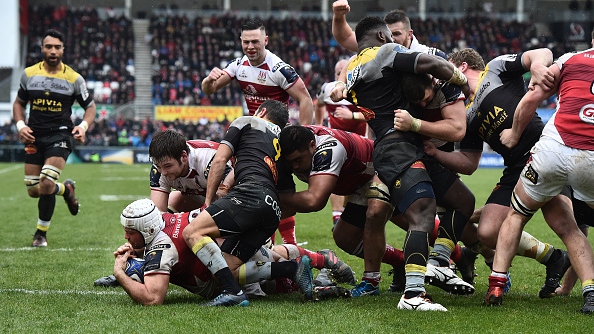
344, 43, 422, 141
460, 52, 544, 167
17, 61, 94, 137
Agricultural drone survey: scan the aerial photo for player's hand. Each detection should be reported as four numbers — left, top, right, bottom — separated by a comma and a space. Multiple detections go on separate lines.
72, 125, 86, 144
333, 106, 353, 119
423, 140, 438, 156
394, 109, 414, 132
529, 63, 555, 92
206, 67, 226, 82
18, 126, 35, 144
499, 128, 520, 149
332, 0, 350, 16
330, 85, 347, 102
114, 243, 134, 257
114, 249, 132, 273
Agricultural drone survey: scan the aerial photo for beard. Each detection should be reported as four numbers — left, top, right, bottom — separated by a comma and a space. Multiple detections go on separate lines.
43, 55, 61, 67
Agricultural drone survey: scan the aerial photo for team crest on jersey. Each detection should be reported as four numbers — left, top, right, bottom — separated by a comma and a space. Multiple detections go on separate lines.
524, 164, 538, 184
394, 179, 401, 188
24, 144, 37, 154
312, 149, 333, 172
578, 104, 594, 124
257, 71, 267, 83
264, 156, 278, 184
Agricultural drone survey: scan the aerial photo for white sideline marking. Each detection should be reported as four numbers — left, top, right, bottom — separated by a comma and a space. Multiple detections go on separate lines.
100, 195, 145, 201
0, 165, 22, 174
0, 247, 112, 252
0, 288, 186, 296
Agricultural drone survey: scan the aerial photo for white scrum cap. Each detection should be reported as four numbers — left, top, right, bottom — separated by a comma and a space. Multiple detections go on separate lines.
120, 199, 164, 245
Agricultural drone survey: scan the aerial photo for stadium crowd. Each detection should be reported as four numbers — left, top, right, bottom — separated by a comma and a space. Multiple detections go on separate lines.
2, 5, 580, 148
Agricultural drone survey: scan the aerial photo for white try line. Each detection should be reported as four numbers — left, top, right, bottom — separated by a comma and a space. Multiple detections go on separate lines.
0, 288, 187, 296
0, 164, 22, 174
0, 247, 113, 252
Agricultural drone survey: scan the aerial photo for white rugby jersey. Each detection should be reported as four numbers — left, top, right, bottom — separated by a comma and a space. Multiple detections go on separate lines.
150, 140, 231, 199
223, 50, 300, 114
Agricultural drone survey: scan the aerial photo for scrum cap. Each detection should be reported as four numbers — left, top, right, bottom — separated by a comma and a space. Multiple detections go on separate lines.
120, 199, 164, 244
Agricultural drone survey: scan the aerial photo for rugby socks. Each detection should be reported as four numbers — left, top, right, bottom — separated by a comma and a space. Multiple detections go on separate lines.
278, 216, 296, 245
517, 231, 553, 263
382, 245, 405, 268
37, 194, 56, 232
582, 279, 594, 296
192, 236, 242, 294
362, 271, 381, 286
403, 230, 429, 297
53, 182, 66, 197
488, 271, 508, 288
295, 247, 325, 269
332, 210, 342, 226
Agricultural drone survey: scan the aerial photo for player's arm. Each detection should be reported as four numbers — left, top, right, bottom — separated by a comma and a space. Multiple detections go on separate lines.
522, 48, 555, 92
205, 144, 233, 206
73, 103, 96, 144
500, 64, 560, 149
150, 190, 170, 213
415, 54, 471, 98
331, 0, 358, 52
201, 67, 233, 94
280, 174, 338, 213
330, 56, 354, 102
286, 78, 314, 125
13, 96, 35, 144
395, 100, 466, 142
425, 142, 481, 175
113, 249, 169, 306
216, 168, 235, 199
315, 97, 326, 125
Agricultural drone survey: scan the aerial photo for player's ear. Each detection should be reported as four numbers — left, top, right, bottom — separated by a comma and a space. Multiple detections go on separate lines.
256, 107, 268, 118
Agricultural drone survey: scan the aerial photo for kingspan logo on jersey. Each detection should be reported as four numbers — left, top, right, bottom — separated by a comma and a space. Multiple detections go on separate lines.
579, 104, 594, 124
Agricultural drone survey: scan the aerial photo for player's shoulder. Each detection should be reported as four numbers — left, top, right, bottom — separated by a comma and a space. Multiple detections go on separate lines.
187, 140, 219, 150
24, 62, 44, 77
267, 51, 294, 71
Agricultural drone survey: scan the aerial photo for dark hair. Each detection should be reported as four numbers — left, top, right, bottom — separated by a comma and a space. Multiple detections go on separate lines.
258, 99, 289, 129
384, 10, 410, 29
401, 73, 433, 104
242, 20, 266, 33
148, 130, 189, 165
43, 29, 64, 44
355, 16, 387, 44
279, 125, 314, 157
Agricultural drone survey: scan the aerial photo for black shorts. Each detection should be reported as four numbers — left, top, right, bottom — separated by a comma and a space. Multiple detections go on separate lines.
424, 158, 458, 203
24, 132, 73, 165
340, 202, 368, 229
205, 181, 280, 263
571, 188, 594, 228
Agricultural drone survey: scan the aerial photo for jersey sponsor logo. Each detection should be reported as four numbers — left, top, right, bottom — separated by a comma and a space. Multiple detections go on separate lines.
478, 106, 508, 142
524, 164, 538, 184
257, 71, 267, 83
410, 160, 426, 170
346, 65, 360, 90
316, 141, 338, 151
265, 194, 282, 220
143, 249, 164, 271
53, 141, 68, 149
264, 155, 278, 184
312, 149, 333, 172
394, 179, 401, 188
501, 54, 518, 62
238, 69, 247, 78
578, 104, 594, 124
243, 84, 259, 95
24, 144, 37, 154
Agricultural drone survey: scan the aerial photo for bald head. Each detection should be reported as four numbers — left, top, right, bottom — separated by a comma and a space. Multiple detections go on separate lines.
334, 59, 349, 80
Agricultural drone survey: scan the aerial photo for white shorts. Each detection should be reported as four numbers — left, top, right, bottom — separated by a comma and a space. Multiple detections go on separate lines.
520, 137, 594, 206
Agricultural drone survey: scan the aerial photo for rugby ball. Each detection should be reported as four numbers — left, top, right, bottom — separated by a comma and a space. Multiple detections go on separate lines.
125, 257, 145, 283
